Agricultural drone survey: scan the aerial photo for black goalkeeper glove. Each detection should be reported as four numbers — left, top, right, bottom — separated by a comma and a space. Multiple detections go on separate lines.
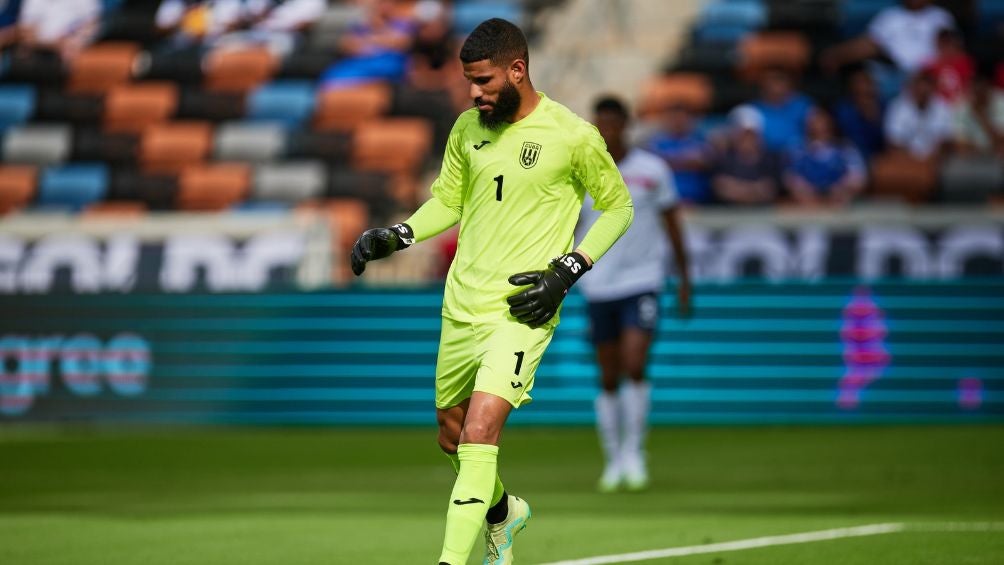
350, 223, 414, 276
506, 252, 591, 327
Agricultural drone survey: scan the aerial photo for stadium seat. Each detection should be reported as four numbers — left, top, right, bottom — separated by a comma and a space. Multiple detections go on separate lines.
352, 118, 432, 176
204, 48, 278, 93
840, 0, 896, 38
738, 32, 812, 81
0, 85, 36, 131
82, 201, 148, 217
276, 49, 337, 80
108, 169, 178, 210
104, 83, 179, 132
176, 88, 246, 121
0, 165, 37, 214
140, 122, 213, 173
671, 44, 738, 74
252, 161, 327, 203
176, 164, 251, 211
34, 90, 103, 124
67, 42, 141, 93
637, 73, 713, 117
869, 152, 938, 204
767, 0, 840, 31
286, 130, 353, 162
940, 156, 1004, 204
314, 82, 392, 131
71, 128, 139, 164
327, 167, 396, 222
698, 0, 767, 29
246, 81, 316, 125
2, 125, 72, 165
453, 1, 523, 35
214, 122, 287, 162
309, 3, 365, 51
691, 23, 753, 45
37, 163, 109, 210
143, 48, 204, 84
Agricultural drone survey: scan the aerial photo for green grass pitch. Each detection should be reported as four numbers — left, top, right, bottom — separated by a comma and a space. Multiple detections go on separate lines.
1, 425, 1002, 564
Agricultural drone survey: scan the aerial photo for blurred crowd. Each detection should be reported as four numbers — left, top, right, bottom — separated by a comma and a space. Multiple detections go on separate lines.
641, 0, 1003, 208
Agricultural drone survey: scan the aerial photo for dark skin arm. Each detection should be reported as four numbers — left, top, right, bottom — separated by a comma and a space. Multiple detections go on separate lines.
661, 205, 691, 318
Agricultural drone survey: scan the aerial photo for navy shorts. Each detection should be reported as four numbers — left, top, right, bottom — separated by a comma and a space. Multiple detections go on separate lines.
586, 291, 660, 344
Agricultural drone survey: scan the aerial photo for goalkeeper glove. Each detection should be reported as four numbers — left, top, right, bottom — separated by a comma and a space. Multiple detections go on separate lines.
506, 252, 591, 327
350, 223, 414, 276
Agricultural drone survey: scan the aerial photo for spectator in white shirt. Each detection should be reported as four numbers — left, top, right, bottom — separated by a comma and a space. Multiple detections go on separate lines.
884, 70, 954, 159
821, 0, 955, 75
17, 0, 101, 61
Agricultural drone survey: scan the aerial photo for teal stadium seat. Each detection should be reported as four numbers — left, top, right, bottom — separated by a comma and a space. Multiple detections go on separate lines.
841, 0, 897, 38
247, 81, 316, 125
453, 1, 523, 35
0, 85, 35, 131
37, 163, 109, 210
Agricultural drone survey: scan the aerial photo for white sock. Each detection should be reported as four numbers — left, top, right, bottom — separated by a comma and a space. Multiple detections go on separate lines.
620, 380, 651, 470
595, 391, 621, 469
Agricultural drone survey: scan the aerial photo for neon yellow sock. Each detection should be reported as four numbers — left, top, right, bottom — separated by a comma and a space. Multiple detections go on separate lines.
439, 443, 498, 564
445, 451, 505, 506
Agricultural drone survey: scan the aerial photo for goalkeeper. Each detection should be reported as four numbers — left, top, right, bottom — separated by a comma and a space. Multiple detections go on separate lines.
350, 18, 633, 565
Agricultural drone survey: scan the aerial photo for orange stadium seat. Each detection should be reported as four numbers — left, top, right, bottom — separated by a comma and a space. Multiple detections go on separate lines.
204, 48, 277, 92
0, 165, 37, 213
352, 118, 433, 207
637, 73, 712, 117
869, 152, 938, 204
177, 163, 251, 211
82, 201, 148, 218
68, 42, 141, 94
104, 82, 179, 132
140, 121, 213, 173
313, 83, 392, 131
738, 32, 811, 81
352, 118, 432, 174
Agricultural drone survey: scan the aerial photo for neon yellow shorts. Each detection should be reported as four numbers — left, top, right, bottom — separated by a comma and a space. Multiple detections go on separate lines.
435, 316, 554, 409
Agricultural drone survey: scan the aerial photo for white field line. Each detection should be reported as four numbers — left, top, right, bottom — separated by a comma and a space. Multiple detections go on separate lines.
534, 521, 1004, 565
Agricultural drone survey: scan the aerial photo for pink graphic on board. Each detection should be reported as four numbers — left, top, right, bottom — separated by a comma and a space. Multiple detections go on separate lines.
957, 377, 984, 410
837, 287, 890, 409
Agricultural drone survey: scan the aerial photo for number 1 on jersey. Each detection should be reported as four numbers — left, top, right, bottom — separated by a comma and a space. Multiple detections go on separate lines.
494, 175, 504, 201
513, 351, 524, 375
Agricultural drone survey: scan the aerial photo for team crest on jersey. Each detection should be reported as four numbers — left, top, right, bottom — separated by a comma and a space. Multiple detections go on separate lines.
519, 141, 541, 169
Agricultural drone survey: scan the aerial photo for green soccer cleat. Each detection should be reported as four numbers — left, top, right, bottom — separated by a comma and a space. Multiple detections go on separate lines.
597, 463, 623, 493
483, 495, 531, 565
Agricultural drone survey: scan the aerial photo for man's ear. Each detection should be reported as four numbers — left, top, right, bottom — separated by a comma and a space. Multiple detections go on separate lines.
508, 59, 527, 85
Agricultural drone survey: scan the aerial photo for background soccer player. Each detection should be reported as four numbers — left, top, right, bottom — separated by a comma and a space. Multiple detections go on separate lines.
577, 96, 691, 493
348, 18, 633, 565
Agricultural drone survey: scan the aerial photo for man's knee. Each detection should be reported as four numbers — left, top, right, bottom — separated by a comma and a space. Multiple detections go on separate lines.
437, 409, 462, 453
459, 420, 500, 445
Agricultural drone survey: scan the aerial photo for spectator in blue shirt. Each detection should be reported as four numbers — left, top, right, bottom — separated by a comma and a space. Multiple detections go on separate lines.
784, 107, 867, 207
645, 103, 713, 204
712, 105, 782, 206
753, 67, 813, 152
834, 67, 886, 161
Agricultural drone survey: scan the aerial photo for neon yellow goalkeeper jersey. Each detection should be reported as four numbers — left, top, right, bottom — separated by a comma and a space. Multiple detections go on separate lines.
412, 93, 633, 324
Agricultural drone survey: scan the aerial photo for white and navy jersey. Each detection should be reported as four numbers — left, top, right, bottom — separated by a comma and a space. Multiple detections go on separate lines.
576, 148, 678, 302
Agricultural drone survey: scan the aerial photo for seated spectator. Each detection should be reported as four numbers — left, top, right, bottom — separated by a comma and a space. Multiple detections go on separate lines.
155, 0, 245, 48
16, 0, 102, 61
923, 28, 975, 106
834, 67, 886, 161
821, 0, 955, 75
784, 108, 867, 207
645, 103, 713, 205
954, 74, 1004, 157
753, 67, 813, 153
213, 0, 326, 57
885, 70, 954, 160
320, 0, 416, 89
711, 105, 781, 206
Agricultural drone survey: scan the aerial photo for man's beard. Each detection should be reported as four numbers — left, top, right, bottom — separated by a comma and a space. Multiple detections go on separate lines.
477, 81, 521, 131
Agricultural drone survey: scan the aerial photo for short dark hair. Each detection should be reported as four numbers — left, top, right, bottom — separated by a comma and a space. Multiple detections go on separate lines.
460, 18, 529, 68
593, 95, 629, 120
